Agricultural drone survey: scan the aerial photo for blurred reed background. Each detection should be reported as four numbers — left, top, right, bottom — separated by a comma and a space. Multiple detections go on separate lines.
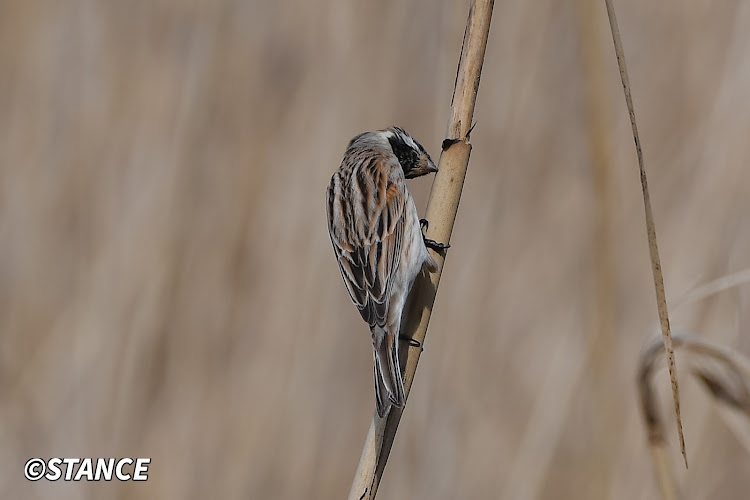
2, 0, 750, 499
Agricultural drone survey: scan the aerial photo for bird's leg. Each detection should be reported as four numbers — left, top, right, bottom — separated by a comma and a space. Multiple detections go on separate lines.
420, 218, 450, 250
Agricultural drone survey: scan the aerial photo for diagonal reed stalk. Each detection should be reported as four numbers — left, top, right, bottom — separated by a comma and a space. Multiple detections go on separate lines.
348, 2, 495, 498
603, 0, 687, 467
576, 0, 618, 497
638, 333, 750, 500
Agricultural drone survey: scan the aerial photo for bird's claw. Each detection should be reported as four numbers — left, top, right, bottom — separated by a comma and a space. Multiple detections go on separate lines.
424, 237, 450, 250
399, 335, 423, 351
420, 219, 449, 250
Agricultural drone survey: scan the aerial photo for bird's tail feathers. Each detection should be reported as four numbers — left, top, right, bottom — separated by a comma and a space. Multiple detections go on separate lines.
373, 328, 406, 418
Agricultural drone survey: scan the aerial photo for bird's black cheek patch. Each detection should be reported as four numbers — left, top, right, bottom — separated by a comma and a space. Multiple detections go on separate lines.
388, 134, 415, 173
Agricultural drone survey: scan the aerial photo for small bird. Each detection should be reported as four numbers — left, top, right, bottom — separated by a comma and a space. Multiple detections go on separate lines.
326, 127, 446, 417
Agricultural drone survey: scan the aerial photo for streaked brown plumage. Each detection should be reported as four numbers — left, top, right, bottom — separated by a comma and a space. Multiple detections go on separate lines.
326, 127, 439, 417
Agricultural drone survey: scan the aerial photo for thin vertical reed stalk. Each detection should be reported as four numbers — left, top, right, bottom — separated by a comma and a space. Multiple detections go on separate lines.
348, 2, 495, 498
576, 0, 617, 497
603, 0, 687, 467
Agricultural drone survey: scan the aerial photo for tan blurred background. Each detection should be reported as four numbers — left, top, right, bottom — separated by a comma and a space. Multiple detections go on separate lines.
2, 0, 750, 499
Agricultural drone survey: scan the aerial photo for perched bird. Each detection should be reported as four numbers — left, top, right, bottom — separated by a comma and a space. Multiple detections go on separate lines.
326, 127, 447, 417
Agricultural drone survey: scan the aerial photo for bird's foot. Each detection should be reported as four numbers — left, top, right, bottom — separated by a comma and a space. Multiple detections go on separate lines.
424, 237, 450, 250
399, 335, 423, 351
420, 219, 450, 250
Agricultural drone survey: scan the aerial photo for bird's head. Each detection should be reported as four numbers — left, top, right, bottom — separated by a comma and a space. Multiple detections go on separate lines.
382, 126, 438, 178
348, 127, 438, 179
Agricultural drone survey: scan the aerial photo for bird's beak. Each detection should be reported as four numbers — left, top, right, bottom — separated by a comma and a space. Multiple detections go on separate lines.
427, 159, 438, 173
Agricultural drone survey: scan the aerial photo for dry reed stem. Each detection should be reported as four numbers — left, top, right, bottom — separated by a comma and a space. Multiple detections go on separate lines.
647, 444, 679, 500
603, 0, 687, 467
348, 1, 494, 498
638, 334, 750, 499
576, 0, 617, 497
674, 268, 750, 310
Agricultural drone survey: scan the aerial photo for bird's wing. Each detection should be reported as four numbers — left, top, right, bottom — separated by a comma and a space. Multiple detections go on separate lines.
327, 157, 406, 328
